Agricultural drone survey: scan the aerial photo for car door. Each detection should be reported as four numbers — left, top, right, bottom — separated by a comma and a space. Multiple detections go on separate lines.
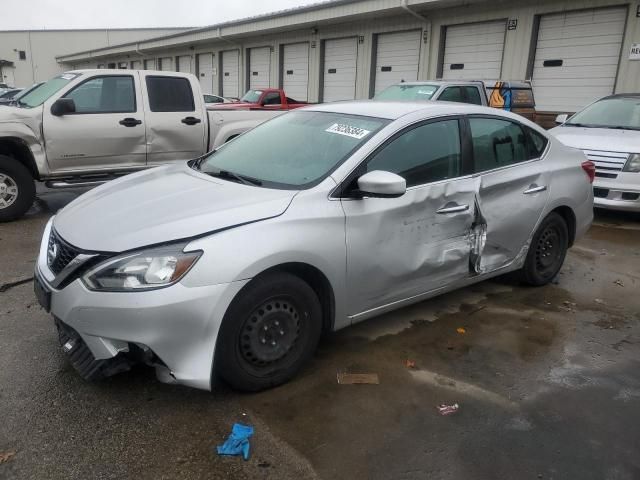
467, 115, 550, 272
340, 117, 477, 316
141, 72, 207, 165
43, 73, 146, 172
260, 91, 283, 110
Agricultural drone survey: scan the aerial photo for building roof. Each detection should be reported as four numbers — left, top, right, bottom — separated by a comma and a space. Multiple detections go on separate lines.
56, 0, 453, 62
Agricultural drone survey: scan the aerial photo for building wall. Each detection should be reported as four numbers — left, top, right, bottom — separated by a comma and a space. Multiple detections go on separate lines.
59, 0, 640, 112
0, 28, 189, 86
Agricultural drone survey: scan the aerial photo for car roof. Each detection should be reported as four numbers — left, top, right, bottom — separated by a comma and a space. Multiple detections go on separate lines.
601, 93, 640, 100
390, 80, 484, 86
304, 100, 494, 120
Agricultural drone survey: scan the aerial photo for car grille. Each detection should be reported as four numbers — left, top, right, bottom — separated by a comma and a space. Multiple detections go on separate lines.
47, 230, 81, 275
583, 150, 629, 180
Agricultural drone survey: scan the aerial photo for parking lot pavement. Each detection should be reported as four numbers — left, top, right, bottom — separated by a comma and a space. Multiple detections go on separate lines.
1, 190, 639, 480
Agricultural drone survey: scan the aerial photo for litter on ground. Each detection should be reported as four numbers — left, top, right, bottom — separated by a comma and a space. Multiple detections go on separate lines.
437, 403, 460, 416
216, 423, 254, 461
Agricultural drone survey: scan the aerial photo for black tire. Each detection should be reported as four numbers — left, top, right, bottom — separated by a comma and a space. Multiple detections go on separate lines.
518, 212, 569, 286
215, 272, 322, 392
0, 155, 36, 222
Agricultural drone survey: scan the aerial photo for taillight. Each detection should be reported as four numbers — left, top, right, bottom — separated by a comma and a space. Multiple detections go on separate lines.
581, 160, 595, 184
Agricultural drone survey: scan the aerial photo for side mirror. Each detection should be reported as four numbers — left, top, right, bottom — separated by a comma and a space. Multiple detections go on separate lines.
355, 170, 406, 198
555, 114, 568, 125
50, 98, 76, 116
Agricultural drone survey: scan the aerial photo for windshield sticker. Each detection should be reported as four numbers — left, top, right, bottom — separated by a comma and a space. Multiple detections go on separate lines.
417, 90, 433, 95
325, 123, 371, 140
60, 73, 77, 80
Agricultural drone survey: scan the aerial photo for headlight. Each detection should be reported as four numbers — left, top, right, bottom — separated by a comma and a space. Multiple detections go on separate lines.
623, 154, 640, 173
83, 245, 202, 292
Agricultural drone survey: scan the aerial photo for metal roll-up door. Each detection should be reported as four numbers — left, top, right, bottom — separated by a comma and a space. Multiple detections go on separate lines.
322, 37, 358, 102
531, 7, 627, 113
198, 53, 214, 94
130, 60, 142, 70
373, 30, 422, 95
249, 47, 271, 89
159, 57, 174, 71
222, 50, 240, 98
177, 55, 193, 74
143, 59, 156, 70
282, 43, 309, 101
442, 20, 506, 80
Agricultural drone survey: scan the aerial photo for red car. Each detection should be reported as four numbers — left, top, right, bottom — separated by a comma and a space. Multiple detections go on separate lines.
208, 88, 308, 111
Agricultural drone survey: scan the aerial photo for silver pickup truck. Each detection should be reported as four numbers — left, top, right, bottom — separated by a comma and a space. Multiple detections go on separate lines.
0, 69, 283, 221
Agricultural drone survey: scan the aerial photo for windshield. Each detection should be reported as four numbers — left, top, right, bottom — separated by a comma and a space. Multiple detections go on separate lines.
566, 97, 640, 130
240, 90, 263, 103
17, 73, 80, 108
198, 111, 389, 189
374, 84, 439, 101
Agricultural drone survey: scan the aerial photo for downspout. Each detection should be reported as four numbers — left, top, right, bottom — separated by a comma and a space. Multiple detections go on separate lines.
400, 0, 428, 21
135, 43, 146, 57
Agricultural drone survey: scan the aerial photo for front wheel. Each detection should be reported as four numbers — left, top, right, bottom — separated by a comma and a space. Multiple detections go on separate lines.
215, 272, 322, 392
0, 155, 36, 222
518, 212, 569, 286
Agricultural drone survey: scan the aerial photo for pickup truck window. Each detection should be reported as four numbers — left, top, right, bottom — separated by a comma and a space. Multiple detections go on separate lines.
463, 87, 483, 105
262, 92, 281, 105
199, 111, 389, 189
374, 84, 438, 101
438, 87, 464, 103
146, 76, 195, 112
66, 76, 135, 113
240, 90, 263, 103
17, 73, 80, 108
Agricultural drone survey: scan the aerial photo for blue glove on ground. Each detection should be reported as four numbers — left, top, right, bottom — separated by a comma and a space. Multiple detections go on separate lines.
216, 423, 254, 461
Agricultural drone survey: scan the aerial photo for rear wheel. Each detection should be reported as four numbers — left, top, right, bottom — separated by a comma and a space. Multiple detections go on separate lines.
518, 212, 569, 286
0, 155, 35, 222
215, 272, 322, 392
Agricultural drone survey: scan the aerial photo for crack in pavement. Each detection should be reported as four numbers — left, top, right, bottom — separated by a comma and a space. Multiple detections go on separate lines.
0, 277, 34, 293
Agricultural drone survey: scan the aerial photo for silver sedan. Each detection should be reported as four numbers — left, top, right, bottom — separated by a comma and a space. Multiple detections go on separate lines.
34, 101, 594, 391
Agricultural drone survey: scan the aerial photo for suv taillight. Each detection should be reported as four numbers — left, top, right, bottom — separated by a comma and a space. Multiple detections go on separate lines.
581, 160, 596, 184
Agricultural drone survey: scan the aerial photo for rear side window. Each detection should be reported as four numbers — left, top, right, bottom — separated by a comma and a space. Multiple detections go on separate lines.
146, 76, 195, 112
66, 76, 135, 113
470, 118, 530, 172
526, 127, 548, 158
262, 92, 281, 105
366, 119, 461, 187
463, 87, 483, 105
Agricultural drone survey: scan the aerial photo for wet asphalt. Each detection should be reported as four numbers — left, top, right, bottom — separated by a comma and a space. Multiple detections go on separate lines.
1, 188, 639, 480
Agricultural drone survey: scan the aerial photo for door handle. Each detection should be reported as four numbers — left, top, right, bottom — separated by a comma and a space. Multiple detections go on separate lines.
119, 117, 142, 127
436, 203, 469, 214
181, 116, 202, 125
523, 184, 547, 195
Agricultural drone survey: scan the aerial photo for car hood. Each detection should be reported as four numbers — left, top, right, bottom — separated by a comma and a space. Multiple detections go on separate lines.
53, 164, 297, 252
550, 125, 640, 153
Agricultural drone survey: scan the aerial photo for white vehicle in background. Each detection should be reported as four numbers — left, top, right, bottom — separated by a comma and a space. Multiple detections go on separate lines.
0, 70, 284, 222
551, 94, 640, 212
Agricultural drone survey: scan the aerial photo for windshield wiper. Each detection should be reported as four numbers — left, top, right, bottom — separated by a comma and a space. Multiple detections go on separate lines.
205, 169, 262, 186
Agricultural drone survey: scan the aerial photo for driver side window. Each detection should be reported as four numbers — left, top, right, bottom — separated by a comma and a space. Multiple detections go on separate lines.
365, 119, 462, 187
66, 76, 135, 113
262, 92, 281, 105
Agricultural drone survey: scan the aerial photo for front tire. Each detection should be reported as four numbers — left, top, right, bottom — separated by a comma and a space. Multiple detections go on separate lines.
215, 272, 322, 392
518, 212, 569, 286
0, 155, 36, 222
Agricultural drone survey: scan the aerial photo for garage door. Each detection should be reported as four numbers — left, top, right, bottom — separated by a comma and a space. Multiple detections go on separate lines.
143, 59, 156, 70
249, 47, 271, 89
373, 30, 421, 95
322, 37, 358, 102
177, 55, 193, 74
221, 50, 240, 98
282, 43, 309, 101
159, 57, 173, 71
198, 53, 214, 94
442, 20, 506, 80
130, 60, 142, 70
532, 7, 626, 112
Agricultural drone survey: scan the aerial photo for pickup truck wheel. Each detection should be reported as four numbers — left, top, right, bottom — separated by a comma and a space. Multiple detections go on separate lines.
215, 272, 322, 392
518, 212, 568, 286
0, 156, 35, 222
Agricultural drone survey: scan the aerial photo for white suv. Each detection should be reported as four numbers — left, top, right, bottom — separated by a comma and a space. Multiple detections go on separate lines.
551, 94, 640, 212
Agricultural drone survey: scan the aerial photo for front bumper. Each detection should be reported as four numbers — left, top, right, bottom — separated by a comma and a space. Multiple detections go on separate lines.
35, 232, 248, 390
593, 174, 640, 212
